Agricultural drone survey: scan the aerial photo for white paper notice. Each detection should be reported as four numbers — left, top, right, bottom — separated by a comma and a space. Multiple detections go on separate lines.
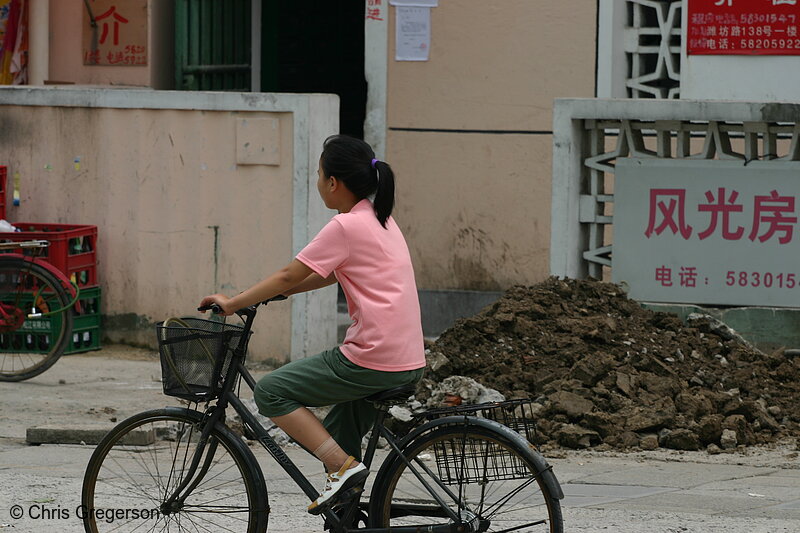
396, 7, 431, 61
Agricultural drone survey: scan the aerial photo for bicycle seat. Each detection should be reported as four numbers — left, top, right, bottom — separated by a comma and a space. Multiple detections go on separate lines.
366, 383, 417, 404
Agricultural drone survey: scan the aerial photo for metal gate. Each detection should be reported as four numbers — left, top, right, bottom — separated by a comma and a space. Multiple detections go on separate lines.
175, 0, 252, 91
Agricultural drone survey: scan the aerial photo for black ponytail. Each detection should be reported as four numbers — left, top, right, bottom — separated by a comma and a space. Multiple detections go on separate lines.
372, 160, 395, 228
320, 135, 396, 228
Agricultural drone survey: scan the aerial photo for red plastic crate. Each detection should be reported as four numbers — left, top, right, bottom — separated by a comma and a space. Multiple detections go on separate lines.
0, 223, 98, 287
0, 166, 6, 220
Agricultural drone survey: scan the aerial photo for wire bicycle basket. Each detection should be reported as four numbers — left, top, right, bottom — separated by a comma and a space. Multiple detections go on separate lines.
155, 317, 250, 401
415, 399, 539, 484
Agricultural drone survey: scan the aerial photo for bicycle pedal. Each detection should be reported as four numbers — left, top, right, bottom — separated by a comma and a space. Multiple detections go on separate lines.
310, 486, 363, 516
337, 486, 363, 500
330, 486, 363, 509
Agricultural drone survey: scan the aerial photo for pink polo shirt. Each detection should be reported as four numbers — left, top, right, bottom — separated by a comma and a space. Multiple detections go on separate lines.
296, 199, 426, 372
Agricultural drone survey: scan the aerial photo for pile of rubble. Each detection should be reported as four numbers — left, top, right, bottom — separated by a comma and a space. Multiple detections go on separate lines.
416, 278, 800, 451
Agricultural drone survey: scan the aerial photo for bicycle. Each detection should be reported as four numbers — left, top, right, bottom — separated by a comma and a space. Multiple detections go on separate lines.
0, 240, 78, 381
81, 298, 564, 532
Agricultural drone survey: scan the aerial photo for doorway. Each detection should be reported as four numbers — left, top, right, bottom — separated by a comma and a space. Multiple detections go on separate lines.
262, 0, 368, 138
175, 0, 368, 138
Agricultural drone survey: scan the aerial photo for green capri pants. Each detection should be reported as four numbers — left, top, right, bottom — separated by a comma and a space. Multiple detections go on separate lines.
254, 347, 423, 461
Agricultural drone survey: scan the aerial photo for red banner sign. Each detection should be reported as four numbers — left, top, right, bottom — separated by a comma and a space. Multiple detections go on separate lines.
688, 0, 800, 55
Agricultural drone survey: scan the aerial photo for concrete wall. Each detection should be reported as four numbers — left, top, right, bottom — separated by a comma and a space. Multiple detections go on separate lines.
39, 0, 599, 294
385, 0, 597, 290
0, 87, 338, 363
48, 0, 174, 89
389, 131, 554, 290
24, 0, 602, 338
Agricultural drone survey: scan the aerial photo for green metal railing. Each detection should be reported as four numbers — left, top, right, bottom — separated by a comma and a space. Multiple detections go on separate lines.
175, 0, 252, 91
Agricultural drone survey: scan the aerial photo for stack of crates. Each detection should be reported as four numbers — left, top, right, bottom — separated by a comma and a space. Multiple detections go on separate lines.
1, 222, 101, 354
70, 284, 101, 354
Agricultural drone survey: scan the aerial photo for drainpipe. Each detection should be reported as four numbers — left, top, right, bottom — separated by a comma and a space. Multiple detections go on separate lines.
28, 0, 50, 85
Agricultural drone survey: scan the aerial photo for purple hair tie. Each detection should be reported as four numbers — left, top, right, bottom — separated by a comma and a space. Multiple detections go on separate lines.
371, 158, 379, 169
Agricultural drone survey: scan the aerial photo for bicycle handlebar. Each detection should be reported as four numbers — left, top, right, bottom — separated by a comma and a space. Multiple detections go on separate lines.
197, 294, 288, 315
197, 303, 224, 314
0, 240, 50, 251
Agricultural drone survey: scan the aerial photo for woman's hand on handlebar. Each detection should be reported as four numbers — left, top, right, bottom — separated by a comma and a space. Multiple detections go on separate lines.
198, 294, 234, 316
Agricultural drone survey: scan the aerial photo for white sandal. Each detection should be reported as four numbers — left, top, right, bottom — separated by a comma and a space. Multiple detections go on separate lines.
307, 456, 369, 515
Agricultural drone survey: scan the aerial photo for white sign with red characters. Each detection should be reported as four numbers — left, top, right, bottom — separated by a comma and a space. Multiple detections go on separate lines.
612, 158, 800, 307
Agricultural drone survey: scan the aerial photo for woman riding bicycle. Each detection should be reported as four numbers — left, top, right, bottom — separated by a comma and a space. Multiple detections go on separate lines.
200, 134, 426, 516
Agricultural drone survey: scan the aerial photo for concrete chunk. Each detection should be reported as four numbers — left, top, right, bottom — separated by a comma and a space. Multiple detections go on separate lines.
26, 426, 154, 446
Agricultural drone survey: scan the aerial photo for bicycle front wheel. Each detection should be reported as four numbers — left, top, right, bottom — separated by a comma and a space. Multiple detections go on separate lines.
82, 408, 268, 533
370, 425, 563, 532
0, 258, 73, 381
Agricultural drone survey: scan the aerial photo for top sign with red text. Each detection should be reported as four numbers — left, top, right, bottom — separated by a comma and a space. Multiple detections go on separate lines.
688, 0, 800, 55
82, 0, 148, 66
613, 159, 800, 307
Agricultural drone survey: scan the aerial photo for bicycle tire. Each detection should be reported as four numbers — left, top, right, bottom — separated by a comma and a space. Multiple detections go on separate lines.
0, 258, 73, 382
369, 424, 564, 532
82, 407, 268, 533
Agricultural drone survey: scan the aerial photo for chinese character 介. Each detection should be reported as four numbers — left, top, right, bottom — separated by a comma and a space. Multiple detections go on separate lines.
95, 6, 129, 46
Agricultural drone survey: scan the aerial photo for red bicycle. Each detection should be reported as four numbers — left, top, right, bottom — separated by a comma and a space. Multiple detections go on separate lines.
0, 240, 79, 381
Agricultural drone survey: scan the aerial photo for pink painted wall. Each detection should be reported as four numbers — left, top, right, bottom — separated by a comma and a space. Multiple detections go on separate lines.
386, 0, 597, 290
0, 88, 340, 362
48, 0, 173, 88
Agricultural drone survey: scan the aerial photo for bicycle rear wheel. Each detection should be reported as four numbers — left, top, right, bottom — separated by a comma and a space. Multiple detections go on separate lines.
370, 424, 563, 532
82, 408, 268, 533
0, 258, 73, 381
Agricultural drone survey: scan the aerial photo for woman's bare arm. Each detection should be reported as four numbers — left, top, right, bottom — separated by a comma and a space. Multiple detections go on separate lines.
283, 272, 338, 296
200, 259, 314, 315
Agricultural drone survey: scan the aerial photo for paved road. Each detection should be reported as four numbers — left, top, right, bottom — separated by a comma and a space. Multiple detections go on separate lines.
0, 347, 798, 532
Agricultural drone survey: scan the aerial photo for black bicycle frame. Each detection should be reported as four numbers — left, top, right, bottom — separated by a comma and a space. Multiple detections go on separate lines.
161, 303, 476, 533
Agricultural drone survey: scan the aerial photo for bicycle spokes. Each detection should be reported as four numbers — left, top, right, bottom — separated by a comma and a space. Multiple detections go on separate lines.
83, 411, 261, 533
0, 259, 73, 381
375, 427, 560, 531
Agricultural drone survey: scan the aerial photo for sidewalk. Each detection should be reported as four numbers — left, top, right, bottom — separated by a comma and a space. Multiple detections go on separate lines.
0, 347, 798, 532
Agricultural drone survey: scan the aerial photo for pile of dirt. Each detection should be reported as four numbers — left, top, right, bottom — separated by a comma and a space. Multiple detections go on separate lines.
418, 277, 800, 451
